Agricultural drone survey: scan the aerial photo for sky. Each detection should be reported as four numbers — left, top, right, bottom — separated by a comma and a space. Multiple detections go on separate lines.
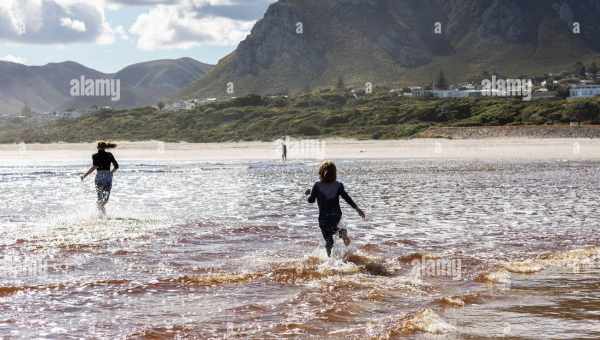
0, 0, 275, 73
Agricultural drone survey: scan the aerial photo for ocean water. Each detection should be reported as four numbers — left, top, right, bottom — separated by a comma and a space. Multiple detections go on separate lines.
1, 155, 600, 339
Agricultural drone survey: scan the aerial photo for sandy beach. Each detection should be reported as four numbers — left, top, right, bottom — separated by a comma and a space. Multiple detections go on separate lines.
1, 138, 600, 161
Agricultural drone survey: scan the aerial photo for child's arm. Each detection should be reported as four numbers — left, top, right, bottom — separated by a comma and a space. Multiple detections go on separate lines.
340, 183, 366, 219
81, 166, 97, 181
306, 183, 318, 203
110, 154, 119, 174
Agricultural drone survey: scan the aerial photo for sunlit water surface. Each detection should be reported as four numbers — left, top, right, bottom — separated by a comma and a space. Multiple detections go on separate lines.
1, 157, 600, 339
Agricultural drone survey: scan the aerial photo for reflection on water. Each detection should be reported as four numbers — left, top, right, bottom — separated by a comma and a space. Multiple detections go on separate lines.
1, 158, 600, 339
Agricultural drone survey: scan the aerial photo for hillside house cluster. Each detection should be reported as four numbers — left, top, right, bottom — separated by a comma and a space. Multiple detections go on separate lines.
569, 85, 600, 98
395, 79, 600, 100
164, 98, 217, 112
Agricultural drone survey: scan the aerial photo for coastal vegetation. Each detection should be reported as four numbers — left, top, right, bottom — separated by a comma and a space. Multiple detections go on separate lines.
2, 90, 600, 143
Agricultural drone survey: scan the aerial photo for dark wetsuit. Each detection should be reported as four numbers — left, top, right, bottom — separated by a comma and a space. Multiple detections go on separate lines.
307, 181, 358, 256
92, 150, 119, 203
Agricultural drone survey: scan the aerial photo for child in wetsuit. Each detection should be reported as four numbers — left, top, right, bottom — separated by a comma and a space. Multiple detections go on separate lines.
306, 161, 366, 257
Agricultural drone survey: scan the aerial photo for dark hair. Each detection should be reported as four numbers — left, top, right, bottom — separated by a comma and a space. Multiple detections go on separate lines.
97, 141, 117, 150
319, 160, 337, 183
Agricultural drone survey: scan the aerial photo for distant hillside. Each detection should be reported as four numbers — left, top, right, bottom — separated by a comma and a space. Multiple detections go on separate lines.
0, 58, 213, 115
0, 61, 105, 115
3, 91, 600, 143
182, 0, 600, 98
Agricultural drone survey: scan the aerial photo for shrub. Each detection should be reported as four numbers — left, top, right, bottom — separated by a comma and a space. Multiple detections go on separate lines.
295, 122, 321, 136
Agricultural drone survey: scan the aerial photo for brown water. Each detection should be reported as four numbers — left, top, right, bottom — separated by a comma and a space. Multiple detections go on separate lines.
1, 155, 600, 339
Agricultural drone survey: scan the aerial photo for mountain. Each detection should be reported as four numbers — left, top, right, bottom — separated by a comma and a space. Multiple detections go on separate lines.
0, 58, 213, 115
0, 61, 105, 115
182, 0, 600, 98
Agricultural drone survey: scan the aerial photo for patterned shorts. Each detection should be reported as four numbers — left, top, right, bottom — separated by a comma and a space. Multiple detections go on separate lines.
95, 170, 113, 204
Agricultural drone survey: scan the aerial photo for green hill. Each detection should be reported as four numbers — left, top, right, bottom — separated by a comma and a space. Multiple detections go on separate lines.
3, 91, 600, 143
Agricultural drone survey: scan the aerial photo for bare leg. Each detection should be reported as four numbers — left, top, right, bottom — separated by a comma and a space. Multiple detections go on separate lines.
97, 202, 107, 218
96, 188, 110, 218
339, 229, 351, 246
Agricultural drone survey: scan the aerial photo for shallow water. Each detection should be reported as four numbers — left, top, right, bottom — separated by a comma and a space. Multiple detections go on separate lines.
1, 155, 600, 339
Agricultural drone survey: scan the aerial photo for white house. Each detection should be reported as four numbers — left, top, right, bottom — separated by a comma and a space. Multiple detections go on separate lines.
569, 85, 600, 98
166, 100, 198, 111
408, 86, 425, 97
49, 111, 82, 119
431, 89, 483, 98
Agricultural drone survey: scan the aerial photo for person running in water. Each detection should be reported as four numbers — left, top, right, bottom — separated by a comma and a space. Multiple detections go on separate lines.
306, 160, 365, 257
81, 142, 119, 217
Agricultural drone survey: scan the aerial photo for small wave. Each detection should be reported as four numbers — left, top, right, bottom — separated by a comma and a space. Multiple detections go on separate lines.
222, 224, 283, 236
271, 322, 321, 336
318, 277, 370, 293
150, 257, 363, 288
537, 246, 600, 267
383, 239, 418, 247
436, 296, 465, 307
83, 279, 130, 287
344, 253, 392, 276
398, 252, 440, 264
272, 260, 348, 283
58, 243, 103, 253
359, 243, 384, 253
502, 260, 544, 273
0, 279, 128, 297
164, 273, 262, 286
316, 302, 362, 323
112, 249, 137, 256
435, 293, 487, 308
226, 303, 270, 314
127, 324, 197, 339
367, 288, 386, 301
471, 246, 600, 287
498, 246, 600, 276
0, 286, 26, 297
382, 309, 457, 338
475, 269, 511, 284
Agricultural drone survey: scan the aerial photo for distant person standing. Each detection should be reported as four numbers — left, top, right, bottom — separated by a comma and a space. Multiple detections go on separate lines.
81, 141, 119, 217
282, 141, 287, 161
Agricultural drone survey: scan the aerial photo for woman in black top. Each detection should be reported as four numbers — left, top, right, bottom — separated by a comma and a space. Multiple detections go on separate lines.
306, 161, 365, 257
81, 142, 119, 217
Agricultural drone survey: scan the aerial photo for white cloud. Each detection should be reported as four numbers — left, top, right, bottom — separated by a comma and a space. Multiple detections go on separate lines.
0, 0, 115, 44
60, 17, 87, 32
106, 3, 123, 11
0, 54, 28, 64
97, 23, 128, 44
115, 25, 129, 40
0, 0, 272, 48
109, 0, 179, 5
129, 3, 255, 50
